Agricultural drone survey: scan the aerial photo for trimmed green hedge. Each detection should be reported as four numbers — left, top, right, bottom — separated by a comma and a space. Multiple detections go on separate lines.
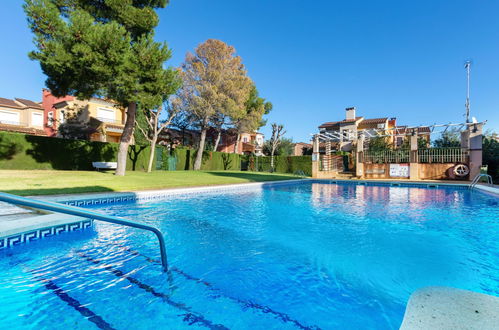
171, 148, 242, 171
248, 155, 312, 176
0, 131, 311, 174
0, 131, 243, 171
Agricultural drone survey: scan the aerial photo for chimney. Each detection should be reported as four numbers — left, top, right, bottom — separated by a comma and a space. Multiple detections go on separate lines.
345, 107, 356, 120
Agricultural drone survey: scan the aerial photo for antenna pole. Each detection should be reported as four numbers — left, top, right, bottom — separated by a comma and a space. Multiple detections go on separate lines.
465, 61, 471, 123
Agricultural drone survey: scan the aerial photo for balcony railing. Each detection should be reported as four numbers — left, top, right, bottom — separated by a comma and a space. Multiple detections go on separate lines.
95, 117, 124, 125
0, 120, 24, 126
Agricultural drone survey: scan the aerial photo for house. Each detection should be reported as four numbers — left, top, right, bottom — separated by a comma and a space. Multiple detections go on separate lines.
293, 142, 313, 156
318, 107, 429, 151
42, 90, 126, 142
0, 97, 46, 136
215, 130, 264, 155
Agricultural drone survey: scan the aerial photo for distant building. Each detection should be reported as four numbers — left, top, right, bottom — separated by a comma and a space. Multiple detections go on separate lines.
318, 107, 429, 151
42, 90, 126, 142
215, 130, 264, 156
293, 142, 313, 156
0, 97, 46, 136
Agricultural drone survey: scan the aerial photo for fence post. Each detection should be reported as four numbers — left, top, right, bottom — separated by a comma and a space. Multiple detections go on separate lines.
409, 133, 419, 180
312, 135, 320, 178
356, 135, 364, 178
467, 123, 483, 180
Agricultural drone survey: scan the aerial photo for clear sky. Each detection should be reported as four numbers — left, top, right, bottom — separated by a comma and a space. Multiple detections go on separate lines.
1, 0, 497, 141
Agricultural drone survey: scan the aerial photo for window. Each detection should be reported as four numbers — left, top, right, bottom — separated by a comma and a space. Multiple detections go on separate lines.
243, 137, 248, 143
342, 130, 349, 140
0, 110, 20, 125
97, 107, 116, 123
31, 112, 43, 127
59, 110, 66, 123
47, 111, 54, 127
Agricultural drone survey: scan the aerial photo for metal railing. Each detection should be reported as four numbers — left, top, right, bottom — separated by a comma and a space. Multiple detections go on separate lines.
363, 150, 410, 164
469, 173, 493, 189
417, 148, 468, 163
0, 120, 26, 126
0, 192, 168, 271
95, 117, 124, 125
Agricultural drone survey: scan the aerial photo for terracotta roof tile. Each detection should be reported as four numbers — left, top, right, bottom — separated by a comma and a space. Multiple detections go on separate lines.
15, 98, 43, 109
319, 117, 364, 128
0, 97, 22, 108
361, 117, 388, 124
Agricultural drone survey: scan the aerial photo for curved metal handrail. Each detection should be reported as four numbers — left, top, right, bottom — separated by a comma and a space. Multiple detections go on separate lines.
469, 173, 493, 189
0, 192, 168, 271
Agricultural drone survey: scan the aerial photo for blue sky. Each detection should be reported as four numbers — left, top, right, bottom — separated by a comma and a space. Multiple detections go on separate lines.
1, 0, 497, 141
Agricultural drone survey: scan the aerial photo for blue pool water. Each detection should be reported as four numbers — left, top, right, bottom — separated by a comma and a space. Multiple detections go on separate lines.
1, 182, 498, 329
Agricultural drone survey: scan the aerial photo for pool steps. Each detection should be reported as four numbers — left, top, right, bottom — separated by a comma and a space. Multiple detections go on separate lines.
0, 191, 169, 271
115, 243, 320, 330
32, 246, 319, 329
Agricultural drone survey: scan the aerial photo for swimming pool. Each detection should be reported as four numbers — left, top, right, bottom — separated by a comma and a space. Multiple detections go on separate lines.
1, 181, 498, 329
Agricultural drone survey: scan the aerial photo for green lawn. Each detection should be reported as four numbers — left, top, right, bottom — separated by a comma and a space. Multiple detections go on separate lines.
0, 170, 301, 196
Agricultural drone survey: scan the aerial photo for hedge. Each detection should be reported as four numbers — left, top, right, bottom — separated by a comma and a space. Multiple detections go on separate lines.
0, 131, 243, 171
0, 131, 312, 174
248, 155, 312, 176
171, 148, 242, 171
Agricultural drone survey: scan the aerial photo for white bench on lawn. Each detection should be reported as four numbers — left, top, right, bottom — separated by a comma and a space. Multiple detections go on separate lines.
92, 162, 117, 171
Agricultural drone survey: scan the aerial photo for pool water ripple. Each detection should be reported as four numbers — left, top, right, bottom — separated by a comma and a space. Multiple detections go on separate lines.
1, 182, 498, 329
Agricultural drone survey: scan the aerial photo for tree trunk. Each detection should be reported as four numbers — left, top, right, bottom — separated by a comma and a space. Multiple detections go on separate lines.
233, 133, 240, 154
147, 136, 157, 173
271, 150, 275, 172
213, 130, 221, 151
194, 127, 207, 170
115, 101, 137, 176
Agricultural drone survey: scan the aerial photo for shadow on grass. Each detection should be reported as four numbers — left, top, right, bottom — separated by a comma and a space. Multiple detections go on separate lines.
3, 186, 115, 197
205, 171, 300, 182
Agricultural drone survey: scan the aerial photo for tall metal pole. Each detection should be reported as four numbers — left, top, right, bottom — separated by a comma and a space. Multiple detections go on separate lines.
464, 61, 471, 123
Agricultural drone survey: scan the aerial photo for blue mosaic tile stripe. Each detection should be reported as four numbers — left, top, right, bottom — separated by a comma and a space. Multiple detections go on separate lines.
0, 219, 93, 250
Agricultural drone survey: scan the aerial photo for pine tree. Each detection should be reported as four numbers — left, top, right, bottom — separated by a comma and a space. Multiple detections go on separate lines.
24, 0, 178, 175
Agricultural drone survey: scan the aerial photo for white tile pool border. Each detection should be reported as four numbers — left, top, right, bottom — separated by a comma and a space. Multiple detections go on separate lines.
1, 178, 497, 250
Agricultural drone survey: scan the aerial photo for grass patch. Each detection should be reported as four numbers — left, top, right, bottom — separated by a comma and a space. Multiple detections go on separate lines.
0, 170, 301, 196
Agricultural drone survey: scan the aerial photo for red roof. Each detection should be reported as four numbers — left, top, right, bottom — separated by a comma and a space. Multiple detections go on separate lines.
394, 126, 431, 134
360, 117, 388, 124
15, 98, 43, 109
319, 117, 363, 128
0, 97, 22, 108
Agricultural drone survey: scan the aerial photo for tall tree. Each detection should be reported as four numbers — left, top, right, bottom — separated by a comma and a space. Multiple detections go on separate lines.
268, 123, 286, 171
24, 0, 177, 176
232, 85, 272, 153
174, 39, 252, 170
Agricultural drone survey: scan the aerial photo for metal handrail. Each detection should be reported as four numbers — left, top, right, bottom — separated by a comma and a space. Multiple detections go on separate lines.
469, 173, 493, 189
0, 192, 168, 271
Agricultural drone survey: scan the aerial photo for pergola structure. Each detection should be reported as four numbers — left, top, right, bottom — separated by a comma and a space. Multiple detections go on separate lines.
311, 121, 486, 181
314, 121, 487, 142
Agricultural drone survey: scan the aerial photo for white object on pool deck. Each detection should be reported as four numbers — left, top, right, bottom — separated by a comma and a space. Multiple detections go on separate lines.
400, 286, 499, 330
92, 162, 117, 170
